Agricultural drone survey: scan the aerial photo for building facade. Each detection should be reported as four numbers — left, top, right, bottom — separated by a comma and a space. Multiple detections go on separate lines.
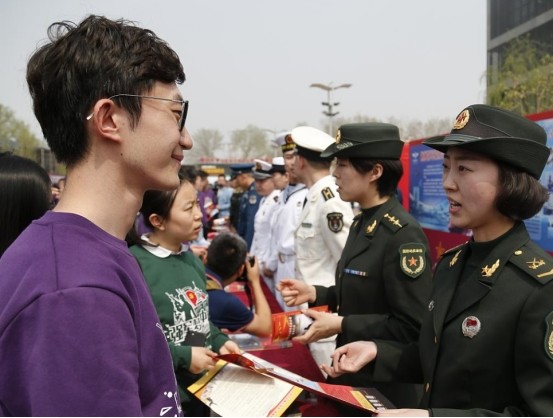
487, 0, 553, 80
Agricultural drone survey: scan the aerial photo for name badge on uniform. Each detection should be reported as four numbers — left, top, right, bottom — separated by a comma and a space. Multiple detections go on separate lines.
301, 222, 312, 228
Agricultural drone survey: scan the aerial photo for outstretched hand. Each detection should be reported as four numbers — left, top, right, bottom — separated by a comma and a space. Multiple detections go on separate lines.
276, 278, 315, 306
293, 309, 342, 344
320, 341, 378, 378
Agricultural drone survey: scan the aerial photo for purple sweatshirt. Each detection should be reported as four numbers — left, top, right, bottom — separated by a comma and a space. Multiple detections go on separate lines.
0, 212, 181, 416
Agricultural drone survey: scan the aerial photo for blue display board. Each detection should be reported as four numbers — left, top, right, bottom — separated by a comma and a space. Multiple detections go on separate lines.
531, 116, 553, 251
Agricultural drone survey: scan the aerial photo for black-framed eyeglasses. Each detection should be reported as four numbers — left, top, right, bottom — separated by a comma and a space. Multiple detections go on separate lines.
86, 94, 189, 132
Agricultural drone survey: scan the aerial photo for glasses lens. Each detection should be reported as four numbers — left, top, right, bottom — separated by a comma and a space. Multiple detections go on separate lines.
179, 101, 189, 132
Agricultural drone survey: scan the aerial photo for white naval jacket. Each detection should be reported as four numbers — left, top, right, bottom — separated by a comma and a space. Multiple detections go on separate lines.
250, 189, 280, 266
295, 175, 353, 288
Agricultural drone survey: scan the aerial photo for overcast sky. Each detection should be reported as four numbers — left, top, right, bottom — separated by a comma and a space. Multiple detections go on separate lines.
0, 0, 487, 142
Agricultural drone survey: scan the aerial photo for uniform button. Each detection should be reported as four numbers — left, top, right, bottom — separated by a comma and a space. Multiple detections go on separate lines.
425, 383, 430, 392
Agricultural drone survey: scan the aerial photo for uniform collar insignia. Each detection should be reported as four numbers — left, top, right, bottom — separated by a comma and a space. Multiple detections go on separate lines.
449, 249, 462, 268
481, 259, 500, 277
366, 219, 377, 234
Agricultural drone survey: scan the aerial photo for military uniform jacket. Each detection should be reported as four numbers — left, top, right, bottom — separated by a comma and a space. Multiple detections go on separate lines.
267, 183, 307, 272
250, 189, 280, 266
237, 182, 260, 250
315, 196, 432, 346
373, 222, 553, 415
295, 175, 353, 288
317, 196, 432, 405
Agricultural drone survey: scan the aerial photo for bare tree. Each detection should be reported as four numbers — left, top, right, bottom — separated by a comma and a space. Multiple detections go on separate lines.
325, 113, 451, 141
230, 125, 272, 159
185, 128, 224, 164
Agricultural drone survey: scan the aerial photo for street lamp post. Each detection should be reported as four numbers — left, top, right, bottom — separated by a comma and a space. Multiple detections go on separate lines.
309, 83, 352, 135
262, 128, 286, 157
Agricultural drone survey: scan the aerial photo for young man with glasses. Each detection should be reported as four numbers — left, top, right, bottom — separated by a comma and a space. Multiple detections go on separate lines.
0, 15, 191, 416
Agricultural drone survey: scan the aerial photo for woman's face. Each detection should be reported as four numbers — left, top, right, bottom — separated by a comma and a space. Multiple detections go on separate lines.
162, 182, 203, 246
442, 147, 508, 241
333, 158, 375, 206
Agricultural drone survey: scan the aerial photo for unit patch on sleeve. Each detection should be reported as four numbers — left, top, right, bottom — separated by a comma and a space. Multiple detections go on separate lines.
399, 243, 427, 278
327, 212, 344, 233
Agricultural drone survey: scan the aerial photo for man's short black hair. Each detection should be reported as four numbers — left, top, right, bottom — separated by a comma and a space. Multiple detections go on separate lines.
26, 15, 185, 167
206, 233, 248, 280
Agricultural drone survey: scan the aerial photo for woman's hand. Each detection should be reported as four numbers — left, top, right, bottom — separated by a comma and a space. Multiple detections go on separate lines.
276, 278, 316, 306
189, 346, 217, 374
320, 341, 378, 378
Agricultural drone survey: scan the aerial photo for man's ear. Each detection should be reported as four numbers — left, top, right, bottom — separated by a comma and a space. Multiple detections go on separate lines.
148, 213, 165, 231
87, 99, 126, 144
297, 154, 306, 169
238, 264, 246, 276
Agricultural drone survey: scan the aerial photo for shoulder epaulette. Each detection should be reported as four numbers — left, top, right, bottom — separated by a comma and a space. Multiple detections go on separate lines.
321, 187, 335, 201
509, 242, 553, 285
380, 212, 405, 233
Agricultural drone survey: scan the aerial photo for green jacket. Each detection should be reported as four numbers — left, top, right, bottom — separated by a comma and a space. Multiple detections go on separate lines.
130, 245, 228, 404
315, 196, 432, 407
373, 222, 553, 415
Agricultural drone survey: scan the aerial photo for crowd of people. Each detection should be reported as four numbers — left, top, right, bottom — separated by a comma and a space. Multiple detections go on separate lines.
0, 13, 552, 417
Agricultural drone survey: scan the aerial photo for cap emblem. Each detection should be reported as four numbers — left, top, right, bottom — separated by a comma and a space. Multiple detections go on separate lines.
336, 129, 341, 144
453, 109, 470, 130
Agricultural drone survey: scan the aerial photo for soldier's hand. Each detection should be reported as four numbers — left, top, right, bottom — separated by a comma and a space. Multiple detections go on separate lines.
277, 278, 316, 305
321, 341, 377, 378
293, 310, 343, 344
